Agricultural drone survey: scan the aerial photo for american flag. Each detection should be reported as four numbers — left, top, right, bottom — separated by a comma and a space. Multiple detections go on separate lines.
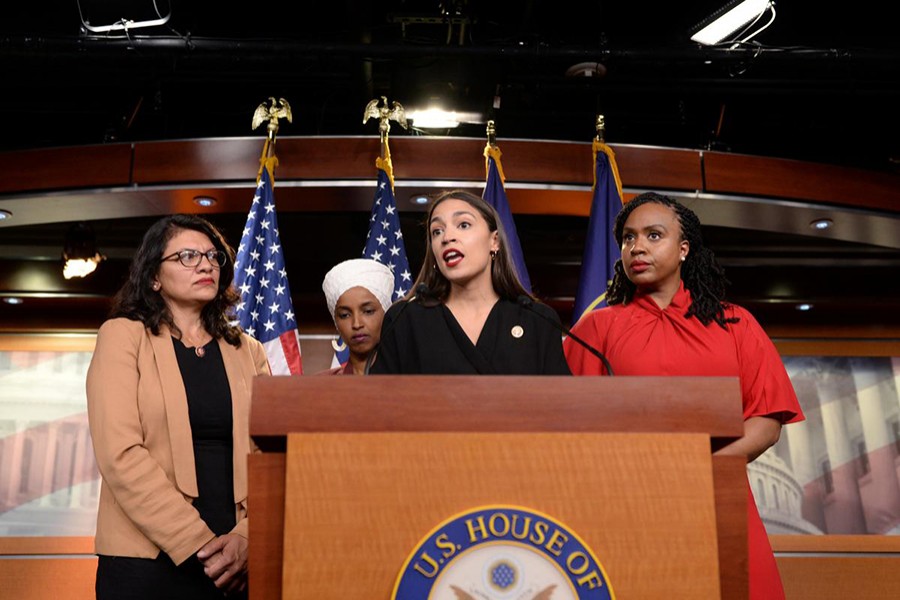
363, 169, 412, 301
332, 167, 410, 367
233, 167, 303, 375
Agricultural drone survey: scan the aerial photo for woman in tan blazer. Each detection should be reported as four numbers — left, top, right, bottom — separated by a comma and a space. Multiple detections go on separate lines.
87, 214, 270, 599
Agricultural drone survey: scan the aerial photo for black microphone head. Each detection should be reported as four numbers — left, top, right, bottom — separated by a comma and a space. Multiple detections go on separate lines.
415, 282, 430, 297
517, 294, 534, 307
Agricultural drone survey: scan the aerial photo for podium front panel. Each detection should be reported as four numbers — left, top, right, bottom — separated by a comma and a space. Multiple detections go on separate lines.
282, 432, 720, 599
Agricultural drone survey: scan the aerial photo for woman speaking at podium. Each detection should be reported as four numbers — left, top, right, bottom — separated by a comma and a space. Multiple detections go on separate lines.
370, 190, 570, 375
86, 215, 270, 599
564, 193, 804, 600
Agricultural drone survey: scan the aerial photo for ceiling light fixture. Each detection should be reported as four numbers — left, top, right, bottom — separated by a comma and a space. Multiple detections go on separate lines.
410, 195, 430, 205
2, 297, 24, 305
193, 196, 217, 207
63, 222, 106, 280
809, 218, 833, 231
77, 0, 172, 34
796, 303, 813, 311
0, 209, 12, 220
565, 62, 607, 78
690, 0, 775, 46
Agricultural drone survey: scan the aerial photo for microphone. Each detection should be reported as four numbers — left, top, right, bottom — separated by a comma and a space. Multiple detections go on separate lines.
364, 283, 430, 374
516, 295, 615, 376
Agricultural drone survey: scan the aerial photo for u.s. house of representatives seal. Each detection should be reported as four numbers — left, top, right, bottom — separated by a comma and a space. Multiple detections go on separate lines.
391, 505, 615, 600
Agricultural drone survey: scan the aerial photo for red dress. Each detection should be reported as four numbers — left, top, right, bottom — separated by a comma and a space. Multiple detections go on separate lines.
565, 283, 804, 600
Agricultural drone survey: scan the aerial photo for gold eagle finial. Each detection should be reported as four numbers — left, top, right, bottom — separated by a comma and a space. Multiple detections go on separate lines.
363, 96, 408, 142
252, 97, 293, 141
595, 114, 606, 142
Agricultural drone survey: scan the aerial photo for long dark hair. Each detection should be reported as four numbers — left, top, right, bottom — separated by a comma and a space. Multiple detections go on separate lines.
606, 192, 737, 329
110, 214, 243, 346
410, 190, 530, 303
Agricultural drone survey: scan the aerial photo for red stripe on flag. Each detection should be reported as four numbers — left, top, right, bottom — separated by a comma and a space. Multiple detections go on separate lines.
279, 330, 303, 375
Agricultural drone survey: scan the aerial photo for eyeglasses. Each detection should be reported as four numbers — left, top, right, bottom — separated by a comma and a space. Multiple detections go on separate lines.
160, 249, 227, 268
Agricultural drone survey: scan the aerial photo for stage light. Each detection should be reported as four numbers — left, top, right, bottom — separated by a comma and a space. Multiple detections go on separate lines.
63, 222, 105, 280
407, 108, 482, 129
690, 0, 775, 46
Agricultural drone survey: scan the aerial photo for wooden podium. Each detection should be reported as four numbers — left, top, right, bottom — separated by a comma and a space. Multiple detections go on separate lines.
248, 376, 747, 599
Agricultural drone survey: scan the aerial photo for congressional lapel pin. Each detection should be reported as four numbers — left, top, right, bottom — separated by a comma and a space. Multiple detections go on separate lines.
511, 325, 524, 339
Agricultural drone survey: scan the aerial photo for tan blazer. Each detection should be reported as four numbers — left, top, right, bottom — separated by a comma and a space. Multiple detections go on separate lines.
86, 318, 270, 565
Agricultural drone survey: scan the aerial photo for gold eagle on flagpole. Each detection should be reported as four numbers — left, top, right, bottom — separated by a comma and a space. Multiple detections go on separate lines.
363, 95, 408, 142
252, 97, 293, 141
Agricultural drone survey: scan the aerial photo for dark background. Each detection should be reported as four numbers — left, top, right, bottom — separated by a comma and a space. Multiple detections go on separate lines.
1, 1, 898, 331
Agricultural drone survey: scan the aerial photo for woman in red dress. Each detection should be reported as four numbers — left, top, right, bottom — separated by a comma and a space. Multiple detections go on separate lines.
565, 192, 804, 600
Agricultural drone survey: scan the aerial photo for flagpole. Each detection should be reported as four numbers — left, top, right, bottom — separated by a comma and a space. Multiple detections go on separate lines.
481, 119, 531, 292
235, 97, 303, 375
251, 97, 293, 183
363, 96, 408, 190
592, 114, 623, 198
572, 114, 625, 322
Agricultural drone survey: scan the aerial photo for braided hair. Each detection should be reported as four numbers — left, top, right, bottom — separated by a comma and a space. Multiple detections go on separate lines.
606, 192, 738, 329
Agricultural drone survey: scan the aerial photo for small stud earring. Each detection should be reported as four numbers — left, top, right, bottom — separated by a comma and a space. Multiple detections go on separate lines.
680, 256, 686, 262
152, 281, 161, 291
490, 249, 498, 261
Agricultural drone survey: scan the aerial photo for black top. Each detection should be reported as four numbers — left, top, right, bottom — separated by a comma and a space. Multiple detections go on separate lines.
370, 298, 571, 375
172, 337, 236, 536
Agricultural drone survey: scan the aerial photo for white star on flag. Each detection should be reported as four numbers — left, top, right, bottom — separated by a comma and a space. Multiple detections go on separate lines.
362, 169, 411, 302
333, 166, 413, 369
233, 167, 303, 375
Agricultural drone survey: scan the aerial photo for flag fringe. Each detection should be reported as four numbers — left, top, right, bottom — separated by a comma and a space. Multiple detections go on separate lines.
592, 140, 623, 199
484, 144, 506, 184
375, 139, 395, 190
256, 138, 280, 184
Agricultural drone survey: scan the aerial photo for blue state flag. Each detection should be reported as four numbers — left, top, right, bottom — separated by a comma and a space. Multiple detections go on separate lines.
233, 165, 303, 374
572, 140, 624, 323
483, 145, 532, 293
332, 164, 412, 367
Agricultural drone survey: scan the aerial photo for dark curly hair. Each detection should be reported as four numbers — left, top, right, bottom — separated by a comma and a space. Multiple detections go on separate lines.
410, 190, 531, 303
606, 192, 738, 329
110, 214, 243, 346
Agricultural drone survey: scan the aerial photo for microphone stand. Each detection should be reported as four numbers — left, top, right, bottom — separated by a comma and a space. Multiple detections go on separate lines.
517, 295, 615, 376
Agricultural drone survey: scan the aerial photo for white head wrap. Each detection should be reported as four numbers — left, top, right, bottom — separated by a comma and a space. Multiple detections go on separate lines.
322, 258, 394, 322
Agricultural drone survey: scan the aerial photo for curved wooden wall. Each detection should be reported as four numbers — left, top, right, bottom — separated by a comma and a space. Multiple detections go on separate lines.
1, 137, 898, 214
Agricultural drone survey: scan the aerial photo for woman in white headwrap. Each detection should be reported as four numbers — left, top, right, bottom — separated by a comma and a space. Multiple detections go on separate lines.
320, 258, 394, 375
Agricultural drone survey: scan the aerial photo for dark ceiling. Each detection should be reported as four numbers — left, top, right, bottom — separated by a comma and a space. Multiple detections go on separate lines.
3, 0, 900, 169
1, 1, 899, 333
